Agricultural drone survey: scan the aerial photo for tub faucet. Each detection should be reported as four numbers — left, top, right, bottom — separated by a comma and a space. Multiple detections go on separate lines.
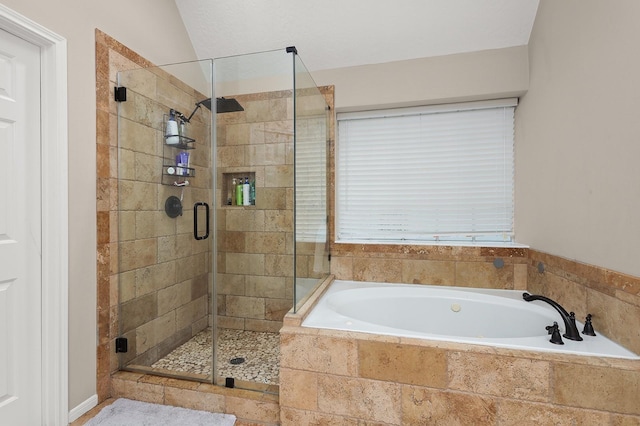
522, 293, 583, 341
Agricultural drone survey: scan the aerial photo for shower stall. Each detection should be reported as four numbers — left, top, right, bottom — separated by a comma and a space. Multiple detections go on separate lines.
115, 48, 329, 391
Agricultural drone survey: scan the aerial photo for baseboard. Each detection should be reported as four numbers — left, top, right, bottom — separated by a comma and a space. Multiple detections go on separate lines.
68, 394, 98, 423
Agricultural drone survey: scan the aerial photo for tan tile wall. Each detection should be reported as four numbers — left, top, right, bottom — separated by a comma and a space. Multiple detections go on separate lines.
280, 326, 640, 424
330, 244, 529, 289
97, 31, 213, 399
528, 249, 640, 356
114, 57, 212, 368
215, 87, 333, 332
216, 90, 296, 333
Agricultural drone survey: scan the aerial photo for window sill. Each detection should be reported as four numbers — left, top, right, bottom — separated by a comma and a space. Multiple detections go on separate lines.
334, 239, 529, 249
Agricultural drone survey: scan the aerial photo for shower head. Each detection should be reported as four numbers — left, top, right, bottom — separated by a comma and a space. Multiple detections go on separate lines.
184, 97, 244, 122
215, 97, 244, 113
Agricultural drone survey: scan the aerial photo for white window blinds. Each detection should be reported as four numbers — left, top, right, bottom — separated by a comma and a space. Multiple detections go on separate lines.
336, 99, 516, 243
296, 115, 327, 243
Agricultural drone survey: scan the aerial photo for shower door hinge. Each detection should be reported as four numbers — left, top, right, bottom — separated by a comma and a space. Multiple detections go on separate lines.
115, 337, 128, 353
286, 46, 297, 55
328, 253, 331, 262
114, 86, 127, 102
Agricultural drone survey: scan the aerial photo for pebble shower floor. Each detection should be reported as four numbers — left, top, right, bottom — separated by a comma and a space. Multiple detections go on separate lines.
151, 328, 280, 385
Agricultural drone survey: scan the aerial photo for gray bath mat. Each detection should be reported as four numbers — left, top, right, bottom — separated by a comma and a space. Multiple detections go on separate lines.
85, 398, 236, 426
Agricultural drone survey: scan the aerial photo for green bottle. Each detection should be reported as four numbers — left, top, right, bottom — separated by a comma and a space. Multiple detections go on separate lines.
236, 179, 243, 206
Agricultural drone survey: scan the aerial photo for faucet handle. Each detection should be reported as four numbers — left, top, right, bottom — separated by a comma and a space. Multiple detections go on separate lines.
582, 314, 596, 336
546, 322, 565, 345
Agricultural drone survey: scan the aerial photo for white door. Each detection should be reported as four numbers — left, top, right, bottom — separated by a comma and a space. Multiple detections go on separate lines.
0, 28, 42, 425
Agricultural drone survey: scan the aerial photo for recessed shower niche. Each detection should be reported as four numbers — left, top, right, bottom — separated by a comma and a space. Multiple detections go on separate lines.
115, 49, 330, 391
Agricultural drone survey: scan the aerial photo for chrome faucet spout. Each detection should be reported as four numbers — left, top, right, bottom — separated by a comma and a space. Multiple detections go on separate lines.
522, 293, 583, 341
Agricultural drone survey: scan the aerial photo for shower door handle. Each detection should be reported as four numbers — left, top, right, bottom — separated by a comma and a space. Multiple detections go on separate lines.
193, 202, 209, 240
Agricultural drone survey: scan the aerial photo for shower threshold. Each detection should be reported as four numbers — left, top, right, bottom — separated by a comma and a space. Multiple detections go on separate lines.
148, 328, 280, 387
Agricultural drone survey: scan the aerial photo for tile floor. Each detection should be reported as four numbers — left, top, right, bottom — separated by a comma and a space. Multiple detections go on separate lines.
151, 328, 280, 385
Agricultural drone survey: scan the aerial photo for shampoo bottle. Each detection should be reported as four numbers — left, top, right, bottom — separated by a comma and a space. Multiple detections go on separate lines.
243, 177, 250, 206
236, 178, 243, 206
250, 180, 256, 205
166, 109, 179, 145
229, 178, 236, 205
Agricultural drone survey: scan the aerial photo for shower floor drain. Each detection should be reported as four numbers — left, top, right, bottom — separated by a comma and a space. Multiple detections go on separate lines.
229, 357, 245, 365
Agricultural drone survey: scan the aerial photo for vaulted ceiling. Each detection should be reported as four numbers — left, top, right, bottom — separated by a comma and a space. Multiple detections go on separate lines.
175, 0, 540, 72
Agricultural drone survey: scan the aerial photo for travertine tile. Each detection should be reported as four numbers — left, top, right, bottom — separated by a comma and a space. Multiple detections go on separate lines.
164, 386, 225, 413
119, 239, 157, 272
218, 230, 246, 252
135, 210, 175, 239
514, 263, 528, 290
317, 375, 401, 424
118, 117, 158, 155
497, 399, 612, 426
226, 209, 265, 232
226, 395, 280, 424
157, 234, 193, 264
587, 288, 640, 355
263, 120, 293, 144
226, 295, 265, 320
279, 368, 317, 410
455, 261, 514, 289
264, 254, 294, 277
157, 281, 192, 316
280, 333, 357, 376
245, 276, 287, 298
612, 413, 640, 425
329, 255, 353, 280
448, 352, 550, 401
218, 145, 245, 167
265, 298, 292, 321
135, 311, 176, 354
264, 210, 293, 232
224, 122, 250, 145
401, 259, 455, 285
120, 293, 157, 333
135, 261, 176, 296
264, 165, 293, 187
176, 296, 208, 330
353, 257, 402, 283
111, 375, 164, 404
402, 386, 497, 425
175, 252, 208, 281
280, 407, 364, 426
254, 188, 286, 210
359, 341, 447, 388
554, 363, 640, 415
246, 143, 287, 166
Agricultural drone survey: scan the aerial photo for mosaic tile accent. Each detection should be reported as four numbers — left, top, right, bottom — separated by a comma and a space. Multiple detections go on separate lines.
152, 328, 280, 385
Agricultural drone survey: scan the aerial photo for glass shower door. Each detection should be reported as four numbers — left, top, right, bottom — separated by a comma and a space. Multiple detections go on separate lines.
114, 48, 330, 392
293, 53, 330, 307
115, 59, 216, 382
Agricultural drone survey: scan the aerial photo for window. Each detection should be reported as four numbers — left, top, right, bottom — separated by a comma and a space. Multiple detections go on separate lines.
336, 99, 516, 244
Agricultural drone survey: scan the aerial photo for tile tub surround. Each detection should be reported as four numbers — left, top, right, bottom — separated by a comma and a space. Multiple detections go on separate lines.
329, 244, 529, 290
281, 280, 640, 424
279, 326, 640, 425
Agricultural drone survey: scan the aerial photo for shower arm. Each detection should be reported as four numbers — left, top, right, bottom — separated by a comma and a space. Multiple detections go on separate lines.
184, 100, 208, 123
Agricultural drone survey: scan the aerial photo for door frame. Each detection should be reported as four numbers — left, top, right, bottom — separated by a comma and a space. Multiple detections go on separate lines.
0, 5, 68, 425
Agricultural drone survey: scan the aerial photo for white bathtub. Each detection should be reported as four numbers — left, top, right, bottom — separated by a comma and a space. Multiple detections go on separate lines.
302, 280, 640, 359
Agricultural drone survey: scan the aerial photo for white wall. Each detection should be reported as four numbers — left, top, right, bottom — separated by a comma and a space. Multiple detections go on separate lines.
312, 46, 529, 112
515, 0, 640, 277
0, 0, 198, 410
